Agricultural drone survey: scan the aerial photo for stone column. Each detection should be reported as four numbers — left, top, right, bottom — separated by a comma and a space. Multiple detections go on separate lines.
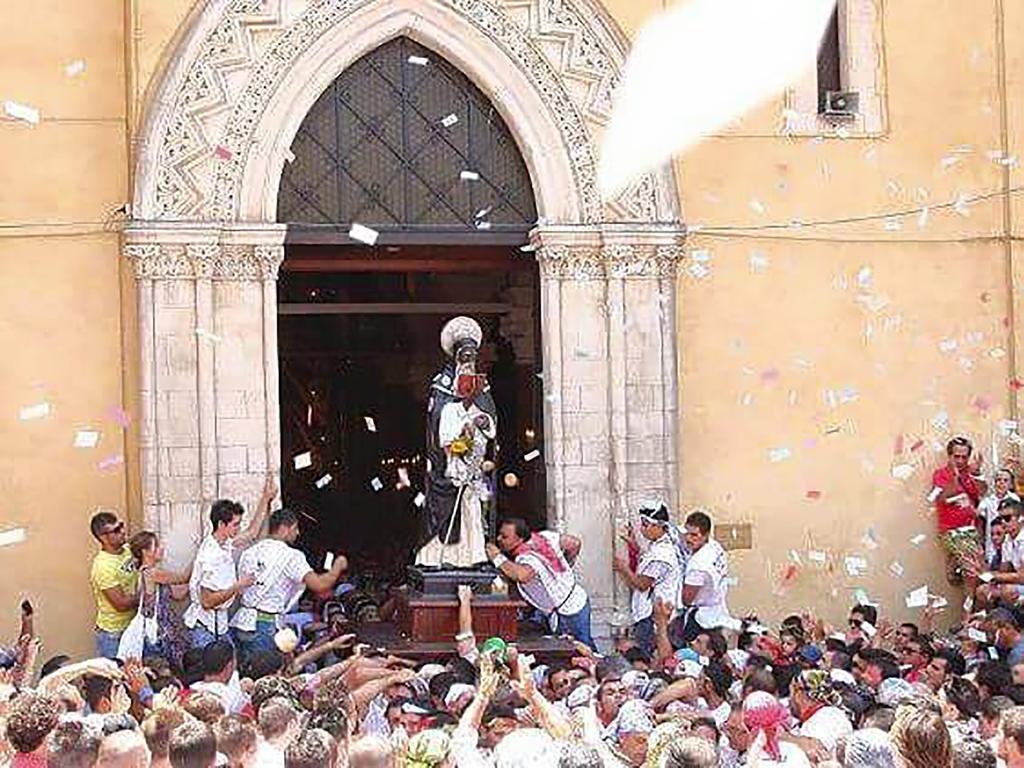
533, 225, 684, 636
124, 224, 285, 569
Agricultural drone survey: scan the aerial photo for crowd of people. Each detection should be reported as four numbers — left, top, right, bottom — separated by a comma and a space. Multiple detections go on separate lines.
7, 435, 1024, 765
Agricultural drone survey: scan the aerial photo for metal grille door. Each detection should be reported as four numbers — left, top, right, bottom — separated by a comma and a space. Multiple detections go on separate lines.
278, 37, 538, 241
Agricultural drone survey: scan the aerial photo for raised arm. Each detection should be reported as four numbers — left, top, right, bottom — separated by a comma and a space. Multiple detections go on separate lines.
302, 555, 348, 594
236, 473, 278, 549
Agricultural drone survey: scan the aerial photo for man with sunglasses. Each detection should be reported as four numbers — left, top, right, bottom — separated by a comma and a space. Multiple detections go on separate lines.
89, 511, 139, 659
981, 500, 1024, 607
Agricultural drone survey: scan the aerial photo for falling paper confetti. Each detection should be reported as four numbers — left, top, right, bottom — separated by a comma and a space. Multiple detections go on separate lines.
910, 533, 927, 546
370, 477, 384, 492
927, 486, 942, 503
889, 561, 905, 578
0, 528, 26, 548
397, 467, 410, 488
348, 223, 379, 246
968, 627, 988, 643
523, 449, 541, 462
906, 585, 929, 608
891, 464, 915, 481
413, 491, 427, 507
364, 416, 377, 432
407, 55, 429, 66
4, 100, 40, 125
74, 430, 100, 449
195, 328, 222, 343
294, 452, 312, 470
441, 114, 459, 128
844, 556, 868, 577
284, 148, 296, 164
98, 454, 124, 470
807, 550, 826, 564
64, 59, 86, 77
315, 474, 332, 489
460, 170, 480, 181
598, 0, 838, 194
768, 447, 791, 463
109, 406, 131, 428
749, 252, 769, 271
19, 402, 51, 421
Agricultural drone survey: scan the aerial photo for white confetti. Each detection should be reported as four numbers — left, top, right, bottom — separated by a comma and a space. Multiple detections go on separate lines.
0, 528, 26, 548
413, 491, 427, 508
807, 550, 826, 564
195, 328, 222, 343
64, 59, 86, 78
475, 206, 493, 219
523, 449, 541, 462
845, 556, 868, 576
927, 486, 943, 503
889, 561, 905, 578
348, 223, 380, 246
968, 628, 988, 643
407, 55, 429, 66
999, 419, 1019, 435
284, 148, 296, 164
364, 416, 377, 432
910, 533, 927, 546
891, 464, 915, 481
688, 263, 710, 279
324, 552, 334, 569
883, 217, 901, 232
768, 447, 791, 463
476, 221, 492, 230
856, 266, 873, 289
19, 402, 51, 421
860, 621, 877, 638
938, 338, 958, 353
931, 596, 949, 610
953, 193, 971, 217
905, 585, 929, 608
460, 170, 480, 181
979, 571, 994, 584
749, 198, 766, 214
73, 429, 100, 449
838, 386, 859, 404
315, 473, 332, 489
371, 477, 384, 492
520, 243, 538, 253
917, 206, 930, 229
441, 113, 459, 128
4, 100, 40, 125
293, 451, 312, 470
749, 252, 769, 271
397, 467, 410, 488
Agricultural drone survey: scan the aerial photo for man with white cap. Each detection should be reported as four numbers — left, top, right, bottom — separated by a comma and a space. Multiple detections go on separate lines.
613, 502, 682, 656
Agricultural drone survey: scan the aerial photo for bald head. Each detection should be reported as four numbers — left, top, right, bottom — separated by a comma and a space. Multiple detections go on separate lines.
96, 729, 151, 768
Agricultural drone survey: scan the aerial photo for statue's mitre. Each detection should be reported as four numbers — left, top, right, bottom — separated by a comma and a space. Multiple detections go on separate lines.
440, 316, 483, 357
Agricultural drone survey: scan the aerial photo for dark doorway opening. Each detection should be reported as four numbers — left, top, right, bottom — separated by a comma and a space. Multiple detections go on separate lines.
277, 244, 546, 583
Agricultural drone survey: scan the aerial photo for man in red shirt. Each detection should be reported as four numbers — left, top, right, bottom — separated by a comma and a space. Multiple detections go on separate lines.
932, 436, 987, 591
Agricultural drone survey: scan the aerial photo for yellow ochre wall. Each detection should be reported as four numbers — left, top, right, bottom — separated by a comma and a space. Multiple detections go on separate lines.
0, 0, 1021, 654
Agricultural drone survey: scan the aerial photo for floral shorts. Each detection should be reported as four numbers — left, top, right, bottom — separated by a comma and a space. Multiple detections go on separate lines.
940, 526, 981, 568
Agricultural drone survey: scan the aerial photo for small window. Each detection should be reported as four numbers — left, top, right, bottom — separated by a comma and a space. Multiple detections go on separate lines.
816, 6, 842, 113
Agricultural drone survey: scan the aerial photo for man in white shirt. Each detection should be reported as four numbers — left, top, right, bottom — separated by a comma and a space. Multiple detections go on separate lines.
183, 475, 277, 648
190, 639, 249, 715
670, 510, 731, 647
785, 669, 852, 761
982, 500, 1024, 607
231, 507, 348, 663
486, 517, 594, 649
613, 503, 682, 656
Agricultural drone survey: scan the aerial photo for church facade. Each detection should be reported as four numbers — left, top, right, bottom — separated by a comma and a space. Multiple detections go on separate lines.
2, 0, 1022, 655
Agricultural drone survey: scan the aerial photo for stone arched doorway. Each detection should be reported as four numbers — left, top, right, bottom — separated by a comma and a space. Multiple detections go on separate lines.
124, 0, 686, 630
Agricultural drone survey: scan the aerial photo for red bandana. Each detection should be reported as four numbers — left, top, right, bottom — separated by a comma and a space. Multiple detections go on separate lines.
512, 534, 566, 574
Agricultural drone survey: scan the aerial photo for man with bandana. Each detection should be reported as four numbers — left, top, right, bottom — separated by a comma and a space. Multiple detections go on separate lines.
784, 669, 852, 761
613, 503, 683, 656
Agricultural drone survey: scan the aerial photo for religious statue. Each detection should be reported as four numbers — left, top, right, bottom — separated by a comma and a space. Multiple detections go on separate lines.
416, 317, 498, 568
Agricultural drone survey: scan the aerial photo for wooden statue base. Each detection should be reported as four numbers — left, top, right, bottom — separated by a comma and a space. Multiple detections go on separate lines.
398, 592, 525, 642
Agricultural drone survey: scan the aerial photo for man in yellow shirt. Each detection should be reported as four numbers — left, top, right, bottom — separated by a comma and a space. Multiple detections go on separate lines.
89, 511, 139, 658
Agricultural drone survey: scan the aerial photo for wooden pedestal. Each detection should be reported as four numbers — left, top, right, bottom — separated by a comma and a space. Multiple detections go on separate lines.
399, 593, 525, 642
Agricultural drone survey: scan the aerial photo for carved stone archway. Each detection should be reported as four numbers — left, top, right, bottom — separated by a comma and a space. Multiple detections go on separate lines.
126, 0, 686, 631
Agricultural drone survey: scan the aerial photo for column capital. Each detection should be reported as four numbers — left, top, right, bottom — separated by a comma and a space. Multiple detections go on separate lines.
123, 222, 286, 281
531, 224, 686, 280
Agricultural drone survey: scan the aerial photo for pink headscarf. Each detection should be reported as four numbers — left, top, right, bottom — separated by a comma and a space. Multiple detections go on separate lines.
742, 691, 789, 761
512, 533, 566, 574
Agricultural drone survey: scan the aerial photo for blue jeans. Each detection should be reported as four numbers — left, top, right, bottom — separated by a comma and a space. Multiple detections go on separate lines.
189, 624, 234, 650
234, 620, 277, 664
95, 629, 122, 659
556, 598, 596, 650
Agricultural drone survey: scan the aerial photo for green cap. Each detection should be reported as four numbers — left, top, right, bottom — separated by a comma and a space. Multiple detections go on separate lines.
480, 636, 507, 660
